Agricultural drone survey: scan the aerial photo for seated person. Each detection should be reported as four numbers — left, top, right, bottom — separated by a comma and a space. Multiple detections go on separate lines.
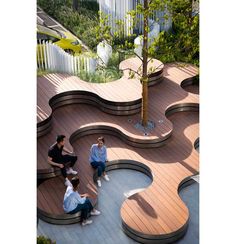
48, 134, 78, 186
63, 176, 100, 226
89, 136, 109, 187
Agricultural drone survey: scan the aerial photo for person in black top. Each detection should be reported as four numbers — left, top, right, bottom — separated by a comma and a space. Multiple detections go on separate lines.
48, 135, 78, 186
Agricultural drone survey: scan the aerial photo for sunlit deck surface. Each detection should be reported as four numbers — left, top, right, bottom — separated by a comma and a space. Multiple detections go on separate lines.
37, 57, 199, 243
37, 58, 163, 124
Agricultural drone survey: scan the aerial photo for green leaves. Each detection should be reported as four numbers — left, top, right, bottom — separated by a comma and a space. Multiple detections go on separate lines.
136, 3, 145, 13
37, 235, 56, 244
38, 0, 100, 50
154, 0, 199, 65
95, 11, 113, 45
129, 70, 135, 79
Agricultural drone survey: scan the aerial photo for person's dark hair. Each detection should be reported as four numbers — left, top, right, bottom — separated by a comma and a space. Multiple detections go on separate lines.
56, 135, 65, 143
97, 136, 105, 143
71, 176, 80, 188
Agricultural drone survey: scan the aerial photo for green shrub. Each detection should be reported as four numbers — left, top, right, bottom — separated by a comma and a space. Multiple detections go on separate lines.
38, 0, 99, 50
78, 68, 122, 83
107, 52, 120, 68
78, 1, 99, 13
37, 0, 70, 15
37, 235, 56, 244
154, 1, 199, 66
37, 69, 52, 77
77, 53, 122, 83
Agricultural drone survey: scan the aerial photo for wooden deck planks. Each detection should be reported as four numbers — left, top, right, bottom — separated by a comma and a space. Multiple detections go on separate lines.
37, 59, 197, 124
37, 109, 198, 236
37, 59, 199, 241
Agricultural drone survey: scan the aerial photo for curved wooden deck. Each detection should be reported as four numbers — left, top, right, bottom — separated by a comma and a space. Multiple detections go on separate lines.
37, 58, 163, 137
37, 58, 199, 243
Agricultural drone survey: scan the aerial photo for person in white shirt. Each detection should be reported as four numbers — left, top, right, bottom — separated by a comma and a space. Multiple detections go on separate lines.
63, 176, 101, 226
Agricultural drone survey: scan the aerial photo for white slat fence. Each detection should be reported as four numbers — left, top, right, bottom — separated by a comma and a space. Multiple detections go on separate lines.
37, 40, 97, 74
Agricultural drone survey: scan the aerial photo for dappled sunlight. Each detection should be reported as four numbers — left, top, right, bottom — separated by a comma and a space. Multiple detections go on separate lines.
60, 108, 199, 166
36, 0, 199, 240
163, 63, 198, 83
37, 105, 49, 121
37, 62, 198, 241
183, 122, 199, 139
45, 73, 70, 93
85, 181, 97, 195
123, 187, 146, 198
178, 64, 198, 77
37, 59, 198, 137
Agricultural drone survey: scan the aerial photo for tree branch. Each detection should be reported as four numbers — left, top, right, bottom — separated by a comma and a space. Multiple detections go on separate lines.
147, 57, 154, 64
137, 63, 143, 75
121, 67, 142, 78
122, 62, 164, 79
147, 63, 164, 75
132, 50, 143, 62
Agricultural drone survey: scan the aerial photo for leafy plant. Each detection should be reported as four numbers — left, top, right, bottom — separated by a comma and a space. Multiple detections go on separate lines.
37, 0, 199, 126
37, 235, 56, 244
77, 52, 122, 83
38, 0, 99, 50
37, 69, 52, 77
78, 68, 122, 83
154, 0, 199, 65
107, 52, 120, 68
95, 11, 113, 45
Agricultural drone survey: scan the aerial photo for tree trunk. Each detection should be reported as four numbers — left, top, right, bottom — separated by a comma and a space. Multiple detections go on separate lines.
141, 0, 149, 127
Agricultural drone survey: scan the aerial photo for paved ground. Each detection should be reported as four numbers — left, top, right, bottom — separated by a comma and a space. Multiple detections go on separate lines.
37, 169, 199, 244
175, 180, 199, 244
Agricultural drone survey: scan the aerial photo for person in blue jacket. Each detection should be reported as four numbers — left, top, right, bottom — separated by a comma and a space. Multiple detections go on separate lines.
63, 176, 101, 226
89, 136, 110, 187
